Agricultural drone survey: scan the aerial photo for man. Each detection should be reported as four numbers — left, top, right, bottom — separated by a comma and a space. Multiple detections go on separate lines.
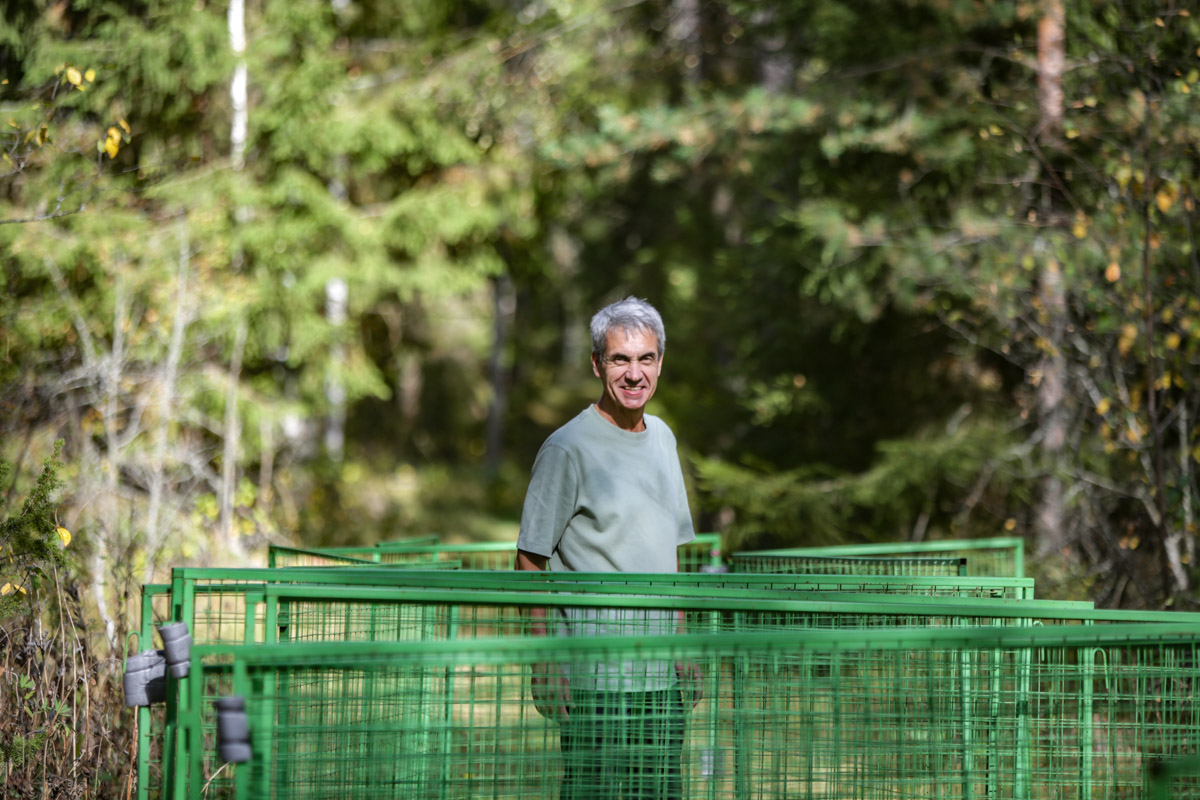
516, 296, 697, 800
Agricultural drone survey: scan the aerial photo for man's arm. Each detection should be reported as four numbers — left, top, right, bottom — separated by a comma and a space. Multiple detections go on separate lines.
516, 548, 569, 720
516, 548, 551, 637
515, 549, 549, 571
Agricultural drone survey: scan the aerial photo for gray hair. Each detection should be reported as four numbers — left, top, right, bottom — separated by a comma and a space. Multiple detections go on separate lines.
589, 297, 666, 357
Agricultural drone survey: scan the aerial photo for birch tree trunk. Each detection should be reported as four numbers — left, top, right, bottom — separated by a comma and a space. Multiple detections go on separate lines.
1032, 0, 1069, 557
229, 0, 247, 171
324, 277, 348, 461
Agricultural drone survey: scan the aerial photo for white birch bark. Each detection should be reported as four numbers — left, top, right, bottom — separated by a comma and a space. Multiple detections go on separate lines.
324, 277, 348, 461
229, 0, 247, 171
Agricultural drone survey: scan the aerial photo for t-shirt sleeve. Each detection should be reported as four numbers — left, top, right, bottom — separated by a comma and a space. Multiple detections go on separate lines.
517, 443, 579, 558
674, 457, 696, 547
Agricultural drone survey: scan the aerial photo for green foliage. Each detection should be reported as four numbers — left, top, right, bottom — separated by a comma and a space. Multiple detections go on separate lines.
0, 440, 66, 618
697, 421, 1025, 551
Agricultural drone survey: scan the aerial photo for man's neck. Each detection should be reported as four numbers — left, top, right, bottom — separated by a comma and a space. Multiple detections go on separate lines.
593, 400, 646, 432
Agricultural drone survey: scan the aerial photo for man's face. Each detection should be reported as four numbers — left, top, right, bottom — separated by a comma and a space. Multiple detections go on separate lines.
591, 327, 662, 415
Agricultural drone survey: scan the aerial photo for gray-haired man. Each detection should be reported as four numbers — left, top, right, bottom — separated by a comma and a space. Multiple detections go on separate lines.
516, 296, 698, 800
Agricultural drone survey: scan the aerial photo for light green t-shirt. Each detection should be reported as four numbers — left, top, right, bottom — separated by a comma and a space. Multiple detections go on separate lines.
517, 405, 695, 572
517, 405, 695, 691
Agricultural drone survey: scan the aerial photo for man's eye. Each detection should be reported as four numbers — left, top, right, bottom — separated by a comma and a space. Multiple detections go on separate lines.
611, 356, 630, 366
639, 356, 656, 366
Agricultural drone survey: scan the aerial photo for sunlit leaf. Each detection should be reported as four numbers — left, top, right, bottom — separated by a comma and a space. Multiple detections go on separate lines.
56, 527, 71, 547
84, 68, 96, 82
66, 66, 82, 85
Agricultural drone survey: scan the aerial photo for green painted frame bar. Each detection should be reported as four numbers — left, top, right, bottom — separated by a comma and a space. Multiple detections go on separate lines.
737, 536, 1026, 578
207, 622, 1200, 800
133, 584, 171, 800
171, 564, 1035, 595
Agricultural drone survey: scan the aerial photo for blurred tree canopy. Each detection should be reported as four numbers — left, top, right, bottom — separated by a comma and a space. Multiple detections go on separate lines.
1, 0, 1198, 618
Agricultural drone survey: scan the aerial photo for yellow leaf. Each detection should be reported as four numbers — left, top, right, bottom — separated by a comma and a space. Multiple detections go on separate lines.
1072, 220, 1088, 239
1166, 332, 1181, 350
119, 118, 130, 135
1, 583, 11, 596
1095, 398, 1111, 416
84, 68, 96, 82
66, 66, 82, 86
104, 138, 119, 159
1156, 189, 1175, 214
57, 526, 71, 547
1105, 262, 1121, 282
1003, 518, 1017, 532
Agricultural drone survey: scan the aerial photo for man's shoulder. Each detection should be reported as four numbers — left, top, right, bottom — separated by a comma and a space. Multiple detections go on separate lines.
541, 407, 596, 450
643, 413, 678, 443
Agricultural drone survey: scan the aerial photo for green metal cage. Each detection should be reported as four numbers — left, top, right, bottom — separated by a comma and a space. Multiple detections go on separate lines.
182, 623, 1200, 800
737, 537, 1025, 578
730, 553, 969, 576
153, 576, 1200, 800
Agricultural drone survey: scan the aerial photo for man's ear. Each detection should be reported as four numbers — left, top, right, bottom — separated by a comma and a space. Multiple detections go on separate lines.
590, 352, 602, 378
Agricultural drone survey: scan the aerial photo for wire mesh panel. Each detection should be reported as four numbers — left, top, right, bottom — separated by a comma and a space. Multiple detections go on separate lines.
210, 624, 1200, 800
266, 546, 381, 568
730, 553, 968, 577
288, 532, 724, 572
739, 537, 1025, 578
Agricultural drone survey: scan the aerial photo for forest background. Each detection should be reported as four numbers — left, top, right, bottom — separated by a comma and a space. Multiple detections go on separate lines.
1, 0, 1198, 795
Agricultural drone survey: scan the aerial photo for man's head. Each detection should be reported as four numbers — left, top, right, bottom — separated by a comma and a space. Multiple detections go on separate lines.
589, 297, 665, 360
589, 297, 666, 426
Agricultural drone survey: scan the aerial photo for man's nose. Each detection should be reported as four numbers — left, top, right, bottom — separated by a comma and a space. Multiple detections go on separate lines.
626, 360, 643, 380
